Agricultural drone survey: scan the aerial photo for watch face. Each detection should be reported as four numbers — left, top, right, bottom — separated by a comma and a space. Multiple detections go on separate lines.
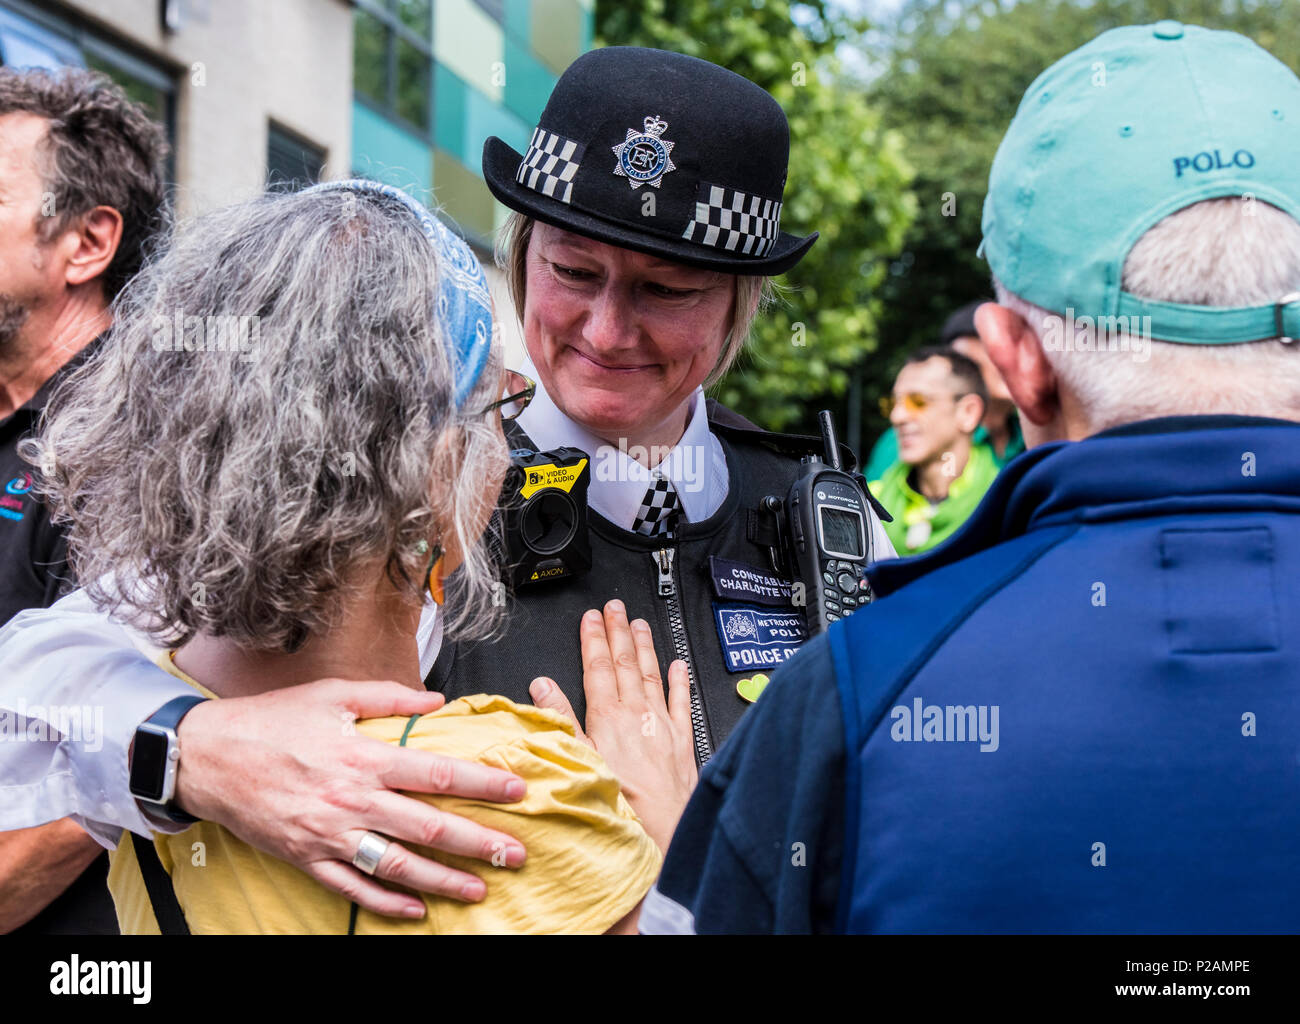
129, 728, 171, 799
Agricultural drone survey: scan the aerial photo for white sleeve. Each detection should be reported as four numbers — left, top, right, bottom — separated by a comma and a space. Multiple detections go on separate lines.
416, 598, 442, 680
0, 586, 191, 847
868, 508, 897, 564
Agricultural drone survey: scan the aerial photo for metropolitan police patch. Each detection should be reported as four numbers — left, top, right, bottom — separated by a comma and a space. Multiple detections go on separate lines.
612, 114, 677, 189
712, 602, 807, 673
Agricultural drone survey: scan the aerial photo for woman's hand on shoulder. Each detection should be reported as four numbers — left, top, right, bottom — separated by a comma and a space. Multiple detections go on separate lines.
530, 600, 698, 853
173, 679, 528, 919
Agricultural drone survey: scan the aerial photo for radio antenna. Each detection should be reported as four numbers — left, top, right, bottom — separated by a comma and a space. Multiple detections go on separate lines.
818, 410, 842, 471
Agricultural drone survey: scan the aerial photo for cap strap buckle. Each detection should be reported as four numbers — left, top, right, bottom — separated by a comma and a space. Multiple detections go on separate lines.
1274, 292, 1300, 344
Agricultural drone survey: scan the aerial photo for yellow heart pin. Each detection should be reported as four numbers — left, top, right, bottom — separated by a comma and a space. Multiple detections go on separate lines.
736, 673, 771, 703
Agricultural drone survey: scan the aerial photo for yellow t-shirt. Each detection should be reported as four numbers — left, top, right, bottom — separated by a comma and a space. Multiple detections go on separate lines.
108, 654, 661, 934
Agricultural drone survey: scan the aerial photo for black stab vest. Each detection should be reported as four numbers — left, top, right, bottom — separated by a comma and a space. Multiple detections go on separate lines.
427, 401, 885, 762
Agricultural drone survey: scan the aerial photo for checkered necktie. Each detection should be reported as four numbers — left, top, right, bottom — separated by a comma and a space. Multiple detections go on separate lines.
632, 475, 683, 538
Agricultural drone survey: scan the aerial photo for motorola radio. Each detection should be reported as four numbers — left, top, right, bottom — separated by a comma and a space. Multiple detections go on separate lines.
762, 411, 875, 635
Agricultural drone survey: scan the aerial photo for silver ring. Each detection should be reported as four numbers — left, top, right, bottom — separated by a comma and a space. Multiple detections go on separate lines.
351, 832, 390, 876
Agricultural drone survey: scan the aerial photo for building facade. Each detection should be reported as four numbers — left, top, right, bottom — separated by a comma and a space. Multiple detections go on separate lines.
1, 0, 354, 214
0, 0, 591, 349
352, 0, 592, 250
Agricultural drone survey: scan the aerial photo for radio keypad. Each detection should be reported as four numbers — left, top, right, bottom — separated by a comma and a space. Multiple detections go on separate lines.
817, 558, 869, 624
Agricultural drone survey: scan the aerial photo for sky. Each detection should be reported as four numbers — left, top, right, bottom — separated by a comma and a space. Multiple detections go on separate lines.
792, 0, 915, 80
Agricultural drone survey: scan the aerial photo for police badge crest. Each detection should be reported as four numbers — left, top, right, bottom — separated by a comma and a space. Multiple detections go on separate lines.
724, 612, 758, 641
612, 115, 677, 189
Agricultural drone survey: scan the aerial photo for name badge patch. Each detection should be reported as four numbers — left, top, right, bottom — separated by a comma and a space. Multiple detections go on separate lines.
713, 602, 807, 673
708, 556, 793, 608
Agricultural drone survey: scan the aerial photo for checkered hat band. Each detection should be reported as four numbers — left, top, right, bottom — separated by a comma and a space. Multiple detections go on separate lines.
681, 182, 783, 257
516, 127, 586, 205
632, 476, 682, 538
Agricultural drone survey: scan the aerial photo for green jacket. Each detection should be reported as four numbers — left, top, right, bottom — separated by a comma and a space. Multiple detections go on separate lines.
869, 441, 1000, 555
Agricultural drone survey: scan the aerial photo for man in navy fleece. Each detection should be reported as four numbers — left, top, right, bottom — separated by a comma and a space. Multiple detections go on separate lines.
642, 22, 1300, 934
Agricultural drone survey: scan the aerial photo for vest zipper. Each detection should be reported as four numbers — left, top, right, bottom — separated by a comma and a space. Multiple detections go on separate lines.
654, 547, 712, 766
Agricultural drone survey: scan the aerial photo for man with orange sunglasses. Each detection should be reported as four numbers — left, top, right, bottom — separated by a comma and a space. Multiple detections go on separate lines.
868, 347, 996, 554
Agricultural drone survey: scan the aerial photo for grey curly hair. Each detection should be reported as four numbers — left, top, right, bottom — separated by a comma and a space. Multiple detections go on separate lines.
26, 188, 508, 652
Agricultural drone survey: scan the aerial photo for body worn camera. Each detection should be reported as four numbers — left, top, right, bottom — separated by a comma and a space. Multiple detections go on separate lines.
762, 411, 875, 635
494, 447, 592, 588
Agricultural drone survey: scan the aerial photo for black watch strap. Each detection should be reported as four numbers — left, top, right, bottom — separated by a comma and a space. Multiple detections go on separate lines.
131, 694, 208, 824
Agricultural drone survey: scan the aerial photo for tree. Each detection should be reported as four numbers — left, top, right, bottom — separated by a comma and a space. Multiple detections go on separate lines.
866, 0, 1300, 447
598, 0, 917, 436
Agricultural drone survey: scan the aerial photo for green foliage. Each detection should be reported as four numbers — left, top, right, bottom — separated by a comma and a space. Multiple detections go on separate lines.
597, 0, 917, 433
867, 0, 1300, 446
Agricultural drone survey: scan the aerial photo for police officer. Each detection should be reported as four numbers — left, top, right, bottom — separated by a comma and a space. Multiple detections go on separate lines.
431, 47, 893, 761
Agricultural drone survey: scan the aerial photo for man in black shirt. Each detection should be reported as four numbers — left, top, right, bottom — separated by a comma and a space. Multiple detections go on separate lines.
0, 348, 86, 625
0, 66, 167, 934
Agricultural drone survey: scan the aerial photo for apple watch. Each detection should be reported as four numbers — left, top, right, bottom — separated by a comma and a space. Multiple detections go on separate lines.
129, 695, 208, 824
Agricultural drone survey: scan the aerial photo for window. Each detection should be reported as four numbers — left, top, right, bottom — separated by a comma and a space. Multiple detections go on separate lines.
266, 122, 326, 193
0, 1, 176, 180
353, 0, 433, 136
82, 38, 173, 137
0, 5, 79, 70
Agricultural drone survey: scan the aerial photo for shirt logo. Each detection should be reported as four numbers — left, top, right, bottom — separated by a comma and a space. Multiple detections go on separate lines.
612, 115, 677, 189
0, 472, 32, 521
1173, 148, 1255, 178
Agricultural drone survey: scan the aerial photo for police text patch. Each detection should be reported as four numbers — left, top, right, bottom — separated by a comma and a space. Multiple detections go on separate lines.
712, 602, 807, 673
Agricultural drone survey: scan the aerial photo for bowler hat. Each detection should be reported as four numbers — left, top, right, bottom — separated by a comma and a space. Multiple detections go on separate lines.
483, 46, 818, 275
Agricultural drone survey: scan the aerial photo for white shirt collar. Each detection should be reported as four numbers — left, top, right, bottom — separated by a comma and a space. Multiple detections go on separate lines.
515, 359, 729, 531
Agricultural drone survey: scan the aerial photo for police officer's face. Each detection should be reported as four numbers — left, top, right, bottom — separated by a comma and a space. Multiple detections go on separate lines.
523, 222, 736, 444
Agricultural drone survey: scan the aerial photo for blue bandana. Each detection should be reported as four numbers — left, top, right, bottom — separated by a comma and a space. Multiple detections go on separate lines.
302, 179, 493, 407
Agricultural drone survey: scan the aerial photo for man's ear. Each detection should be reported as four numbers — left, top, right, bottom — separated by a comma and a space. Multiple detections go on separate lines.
975, 302, 1058, 427
955, 392, 985, 435
62, 206, 123, 291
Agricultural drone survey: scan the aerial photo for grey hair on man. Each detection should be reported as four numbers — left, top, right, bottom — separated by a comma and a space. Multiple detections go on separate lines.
994, 197, 1300, 434
494, 211, 776, 386
25, 188, 508, 651
0, 65, 169, 301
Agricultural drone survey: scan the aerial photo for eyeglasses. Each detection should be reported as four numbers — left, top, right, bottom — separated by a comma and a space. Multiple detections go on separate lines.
879, 391, 969, 418
480, 369, 536, 421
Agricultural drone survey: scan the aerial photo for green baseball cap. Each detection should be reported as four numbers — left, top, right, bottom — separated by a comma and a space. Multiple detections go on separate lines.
981, 21, 1300, 344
